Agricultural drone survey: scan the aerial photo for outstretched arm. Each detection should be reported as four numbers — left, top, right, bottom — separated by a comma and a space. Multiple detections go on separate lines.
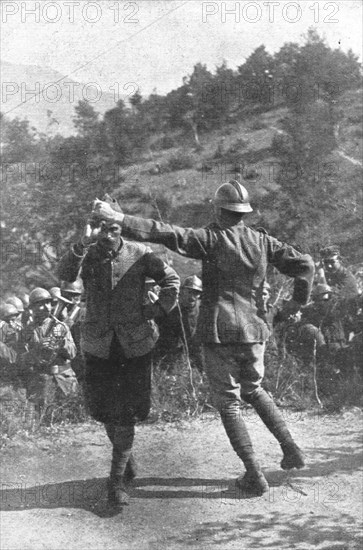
90, 199, 213, 260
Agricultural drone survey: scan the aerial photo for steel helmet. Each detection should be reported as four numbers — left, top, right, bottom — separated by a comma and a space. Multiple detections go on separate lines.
182, 275, 203, 292
6, 296, 24, 313
49, 287, 61, 300
29, 288, 52, 306
61, 280, 83, 294
214, 180, 253, 213
20, 293, 30, 308
0, 303, 19, 320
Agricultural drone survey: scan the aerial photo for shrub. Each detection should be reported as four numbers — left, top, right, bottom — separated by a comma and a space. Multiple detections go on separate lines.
150, 357, 212, 421
167, 150, 194, 171
150, 135, 176, 151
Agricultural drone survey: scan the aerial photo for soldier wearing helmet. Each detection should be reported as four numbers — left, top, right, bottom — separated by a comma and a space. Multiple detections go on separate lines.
19, 287, 77, 414
5, 296, 25, 331
6, 296, 24, 314
90, 180, 314, 497
155, 275, 204, 373
61, 279, 83, 305
0, 303, 22, 372
60, 279, 85, 380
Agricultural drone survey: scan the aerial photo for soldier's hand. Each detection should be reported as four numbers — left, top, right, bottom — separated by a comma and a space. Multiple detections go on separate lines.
143, 301, 164, 320
91, 199, 121, 222
81, 219, 102, 247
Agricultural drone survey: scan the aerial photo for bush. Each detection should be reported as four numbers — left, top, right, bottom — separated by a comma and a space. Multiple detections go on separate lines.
150, 135, 176, 151
0, 382, 89, 445
150, 358, 212, 421
167, 150, 194, 171
0, 385, 37, 445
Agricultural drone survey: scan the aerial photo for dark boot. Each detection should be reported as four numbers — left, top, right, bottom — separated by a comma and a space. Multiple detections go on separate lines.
280, 442, 305, 470
244, 389, 305, 470
236, 471, 269, 496
105, 424, 137, 483
221, 402, 269, 496
107, 477, 130, 508
124, 453, 137, 484
108, 425, 135, 508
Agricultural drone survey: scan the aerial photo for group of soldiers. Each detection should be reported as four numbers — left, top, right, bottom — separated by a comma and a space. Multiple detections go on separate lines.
0, 273, 204, 412
0, 181, 361, 510
271, 246, 362, 378
0, 281, 85, 415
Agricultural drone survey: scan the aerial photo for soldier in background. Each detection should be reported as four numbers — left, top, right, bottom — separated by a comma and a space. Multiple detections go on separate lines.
19, 288, 78, 415
60, 280, 85, 381
49, 287, 62, 312
0, 303, 22, 380
320, 246, 359, 300
155, 275, 205, 373
320, 246, 359, 339
6, 296, 25, 331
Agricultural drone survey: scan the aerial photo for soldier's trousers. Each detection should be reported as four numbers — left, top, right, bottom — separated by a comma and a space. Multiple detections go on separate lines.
204, 342, 294, 469
84, 337, 152, 425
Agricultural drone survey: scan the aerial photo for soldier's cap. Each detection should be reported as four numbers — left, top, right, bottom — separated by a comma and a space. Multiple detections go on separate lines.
320, 245, 340, 259
29, 288, 52, 306
49, 287, 61, 299
182, 275, 203, 292
6, 296, 24, 313
0, 303, 19, 319
61, 280, 83, 295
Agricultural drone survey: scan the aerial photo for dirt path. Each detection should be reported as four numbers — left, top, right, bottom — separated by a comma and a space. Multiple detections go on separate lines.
1, 409, 362, 550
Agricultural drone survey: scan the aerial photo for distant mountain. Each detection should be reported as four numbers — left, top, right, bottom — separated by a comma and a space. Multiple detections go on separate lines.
0, 60, 119, 135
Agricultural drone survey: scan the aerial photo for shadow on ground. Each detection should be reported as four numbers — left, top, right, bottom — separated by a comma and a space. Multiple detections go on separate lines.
165, 511, 363, 549
0, 476, 272, 518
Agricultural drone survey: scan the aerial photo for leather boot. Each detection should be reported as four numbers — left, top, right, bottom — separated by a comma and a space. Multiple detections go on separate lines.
108, 425, 135, 508
245, 389, 305, 470
220, 401, 269, 496
105, 424, 137, 483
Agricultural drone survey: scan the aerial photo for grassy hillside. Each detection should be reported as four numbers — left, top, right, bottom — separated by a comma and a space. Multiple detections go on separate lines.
113, 88, 362, 274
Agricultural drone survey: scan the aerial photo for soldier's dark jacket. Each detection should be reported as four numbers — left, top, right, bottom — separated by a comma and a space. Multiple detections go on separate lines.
119, 216, 315, 344
57, 240, 180, 358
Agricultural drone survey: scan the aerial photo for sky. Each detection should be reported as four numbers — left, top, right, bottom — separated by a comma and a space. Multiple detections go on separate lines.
1, 0, 362, 96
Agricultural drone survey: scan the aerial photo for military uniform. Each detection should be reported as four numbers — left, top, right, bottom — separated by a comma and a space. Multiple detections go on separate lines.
58, 240, 179, 424
20, 316, 77, 411
58, 233, 180, 508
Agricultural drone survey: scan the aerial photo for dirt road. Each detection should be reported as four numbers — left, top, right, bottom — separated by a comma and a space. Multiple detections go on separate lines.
1, 408, 362, 550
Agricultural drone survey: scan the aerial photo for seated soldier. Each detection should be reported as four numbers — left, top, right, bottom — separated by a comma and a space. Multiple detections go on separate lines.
6, 296, 25, 331
19, 288, 78, 415
0, 303, 22, 381
60, 279, 85, 380
320, 246, 359, 337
